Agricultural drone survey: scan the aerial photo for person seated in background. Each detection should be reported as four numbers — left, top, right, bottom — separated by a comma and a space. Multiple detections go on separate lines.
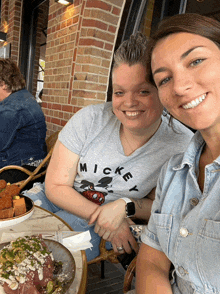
136, 13, 220, 294
23, 32, 193, 262
0, 58, 47, 183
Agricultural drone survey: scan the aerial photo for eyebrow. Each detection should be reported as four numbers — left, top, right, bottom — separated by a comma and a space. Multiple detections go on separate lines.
153, 45, 205, 76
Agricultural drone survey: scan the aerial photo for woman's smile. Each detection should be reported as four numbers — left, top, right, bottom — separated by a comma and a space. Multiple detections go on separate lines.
123, 110, 144, 117
182, 93, 207, 109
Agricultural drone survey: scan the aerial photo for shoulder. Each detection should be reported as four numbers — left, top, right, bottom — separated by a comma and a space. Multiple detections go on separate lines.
11, 89, 35, 101
160, 115, 193, 142
5, 89, 40, 109
64, 102, 114, 127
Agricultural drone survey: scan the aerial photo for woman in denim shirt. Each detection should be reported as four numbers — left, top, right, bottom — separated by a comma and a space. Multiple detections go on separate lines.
0, 59, 47, 180
136, 14, 220, 294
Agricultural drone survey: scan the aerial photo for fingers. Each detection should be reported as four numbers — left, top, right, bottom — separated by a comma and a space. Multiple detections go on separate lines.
102, 230, 111, 240
112, 243, 125, 254
111, 236, 136, 255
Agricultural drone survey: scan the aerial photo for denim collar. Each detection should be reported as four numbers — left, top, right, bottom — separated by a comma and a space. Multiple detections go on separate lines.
173, 131, 220, 171
173, 131, 204, 171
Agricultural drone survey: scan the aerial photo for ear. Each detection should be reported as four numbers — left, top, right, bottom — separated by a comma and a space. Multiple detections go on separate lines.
1, 82, 7, 90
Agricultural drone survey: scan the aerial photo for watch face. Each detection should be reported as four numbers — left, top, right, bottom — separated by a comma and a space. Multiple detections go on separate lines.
126, 202, 135, 217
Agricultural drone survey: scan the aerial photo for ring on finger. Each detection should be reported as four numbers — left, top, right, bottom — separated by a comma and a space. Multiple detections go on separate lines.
117, 246, 124, 251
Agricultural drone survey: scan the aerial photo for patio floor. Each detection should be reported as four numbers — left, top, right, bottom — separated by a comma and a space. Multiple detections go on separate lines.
86, 261, 135, 294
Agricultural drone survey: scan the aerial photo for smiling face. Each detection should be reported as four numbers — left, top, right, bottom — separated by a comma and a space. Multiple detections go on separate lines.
112, 63, 163, 134
151, 32, 220, 132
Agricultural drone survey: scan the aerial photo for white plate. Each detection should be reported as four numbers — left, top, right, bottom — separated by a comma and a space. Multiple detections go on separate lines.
0, 196, 34, 228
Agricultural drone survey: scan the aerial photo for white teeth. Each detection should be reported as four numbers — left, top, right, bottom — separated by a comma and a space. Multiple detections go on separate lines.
182, 94, 206, 109
125, 111, 140, 117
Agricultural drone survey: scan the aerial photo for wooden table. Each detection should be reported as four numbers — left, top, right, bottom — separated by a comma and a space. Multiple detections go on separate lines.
0, 205, 88, 294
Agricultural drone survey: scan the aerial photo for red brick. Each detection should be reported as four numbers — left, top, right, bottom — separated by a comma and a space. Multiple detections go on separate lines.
51, 118, 61, 125
62, 105, 74, 112
86, 0, 111, 12
79, 38, 104, 48
61, 120, 67, 126
82, 19, 107, 31
104, 43, 113, 51
52, 103, 62, 110
73, 106, 82, 113
112, 7, 120, 16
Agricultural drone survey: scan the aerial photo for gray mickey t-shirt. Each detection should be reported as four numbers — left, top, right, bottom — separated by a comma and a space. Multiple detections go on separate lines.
59, 102, 193, 204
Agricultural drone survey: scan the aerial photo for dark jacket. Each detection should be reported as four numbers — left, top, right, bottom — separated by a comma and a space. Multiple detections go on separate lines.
0, 89, 47, 167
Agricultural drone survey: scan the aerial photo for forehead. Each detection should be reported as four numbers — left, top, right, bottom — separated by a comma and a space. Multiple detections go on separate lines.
151, 32, 217, 67
112, 63, 147, 82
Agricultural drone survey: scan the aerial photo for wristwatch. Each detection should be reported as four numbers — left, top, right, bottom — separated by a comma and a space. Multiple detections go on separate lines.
121, 197, 136, 218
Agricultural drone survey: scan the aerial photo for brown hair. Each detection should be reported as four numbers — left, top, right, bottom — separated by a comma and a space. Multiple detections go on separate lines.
113, 32, 149, 70
0, 58, 25, 93
147, 13, 220, 84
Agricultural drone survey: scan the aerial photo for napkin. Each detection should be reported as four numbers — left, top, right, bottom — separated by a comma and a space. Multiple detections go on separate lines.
0, 230, 93, 252
63, 230, 92, 252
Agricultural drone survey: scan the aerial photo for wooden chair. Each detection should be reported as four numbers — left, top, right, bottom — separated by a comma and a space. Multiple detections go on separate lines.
87, 238, 121, 278
123, 255, 137, 293
0, 131, 60, 190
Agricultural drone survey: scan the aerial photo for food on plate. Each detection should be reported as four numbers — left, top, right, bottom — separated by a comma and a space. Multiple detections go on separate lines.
0, 181, 7, 190
13, 198, 26, 217
0, 235, 63, 293
0, 182, 26, 219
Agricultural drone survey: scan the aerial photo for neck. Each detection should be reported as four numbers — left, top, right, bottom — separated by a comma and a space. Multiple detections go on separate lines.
120, 119, 162, 156
0, 91, 12, 101
200, 127, 220, 162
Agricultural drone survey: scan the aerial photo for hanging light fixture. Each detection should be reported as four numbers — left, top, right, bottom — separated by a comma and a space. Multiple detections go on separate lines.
0, 32, 7, 42
55, 0, 73, 5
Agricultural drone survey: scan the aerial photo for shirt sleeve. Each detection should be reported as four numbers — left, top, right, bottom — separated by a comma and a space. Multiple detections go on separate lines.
58, 105, 96, 155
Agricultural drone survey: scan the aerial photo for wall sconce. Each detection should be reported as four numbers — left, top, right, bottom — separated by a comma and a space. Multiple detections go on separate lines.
55, 0, 73, 5
0, 32, 7, 42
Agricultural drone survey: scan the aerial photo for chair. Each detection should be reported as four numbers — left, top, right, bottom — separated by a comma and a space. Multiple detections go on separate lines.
87, 238, 120, 278
123, 255, 137, 293
0, 131, 60, 190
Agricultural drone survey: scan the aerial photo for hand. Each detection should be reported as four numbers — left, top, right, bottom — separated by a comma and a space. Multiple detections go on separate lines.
88, 199, 127, 238
108, 219, 139, 254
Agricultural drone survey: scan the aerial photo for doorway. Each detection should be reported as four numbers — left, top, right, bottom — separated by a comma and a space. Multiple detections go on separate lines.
19, 0, 49, 97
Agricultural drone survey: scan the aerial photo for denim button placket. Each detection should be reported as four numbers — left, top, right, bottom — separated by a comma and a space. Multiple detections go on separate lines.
178, 266, 187, 276
180, 227, 189, 237
190, 198, 199, 206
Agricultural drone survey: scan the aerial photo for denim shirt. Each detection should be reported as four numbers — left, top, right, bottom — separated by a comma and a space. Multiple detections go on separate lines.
142, 131, 220, 294
0, 89, 47, 167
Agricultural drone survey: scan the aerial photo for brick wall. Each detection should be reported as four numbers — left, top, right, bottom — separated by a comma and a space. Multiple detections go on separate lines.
42, 0, 126, 136
0, 0, 128, 137
0, 0, 22, 64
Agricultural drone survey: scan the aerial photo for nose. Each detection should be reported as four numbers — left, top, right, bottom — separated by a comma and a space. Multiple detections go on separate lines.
123, 92, 138, 107
172, 72, 193, 96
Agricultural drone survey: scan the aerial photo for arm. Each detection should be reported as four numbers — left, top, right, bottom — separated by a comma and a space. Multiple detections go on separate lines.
136, 243, 172, 294
89, 187, 156, 236
133, 187, 155, 220
45, 140, 99, 220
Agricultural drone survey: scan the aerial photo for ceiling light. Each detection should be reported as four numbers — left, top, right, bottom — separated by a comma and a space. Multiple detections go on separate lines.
55, 0, 73, 5
0, 32, 7, 42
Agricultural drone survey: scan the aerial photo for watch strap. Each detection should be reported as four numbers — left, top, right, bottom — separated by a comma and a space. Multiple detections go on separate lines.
120, 198, 135, 218
120, 197, 132, 204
